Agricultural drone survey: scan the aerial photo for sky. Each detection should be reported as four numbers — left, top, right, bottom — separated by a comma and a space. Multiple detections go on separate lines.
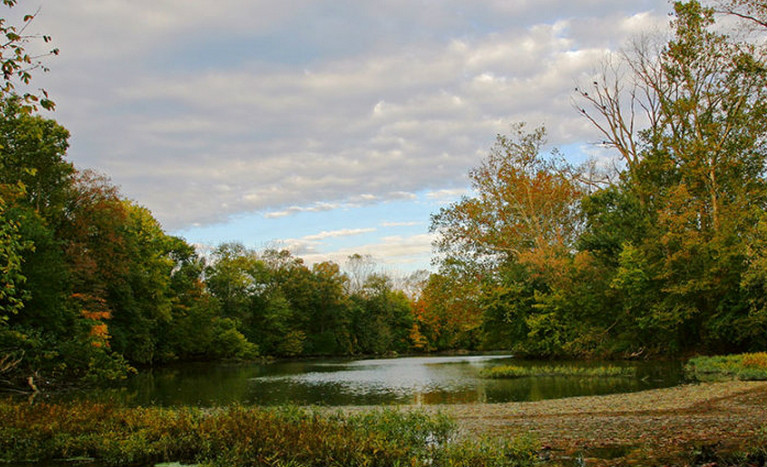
17, 0, 673, 275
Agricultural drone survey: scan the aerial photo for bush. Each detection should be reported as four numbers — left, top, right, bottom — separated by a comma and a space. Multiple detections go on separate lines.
684, 353, 767, 381
210, 318, 258, 360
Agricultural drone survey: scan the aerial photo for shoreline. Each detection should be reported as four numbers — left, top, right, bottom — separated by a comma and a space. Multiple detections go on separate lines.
343, 380, 767, 464
2, 380, 765, 466
446, 380, 767, 463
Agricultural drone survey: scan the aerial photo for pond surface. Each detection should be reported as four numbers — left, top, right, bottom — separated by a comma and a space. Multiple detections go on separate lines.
56, 354, 684, 407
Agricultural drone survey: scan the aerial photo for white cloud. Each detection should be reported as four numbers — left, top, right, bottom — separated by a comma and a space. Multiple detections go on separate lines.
298, 233, 436, 272
380, 221, 421, 227
425, 188, 469, 201
27, 0, 672, 234
388, 191, 417, 200
264, 202, 341, 219
302, 228, 377, 242
270, 226, 377, 256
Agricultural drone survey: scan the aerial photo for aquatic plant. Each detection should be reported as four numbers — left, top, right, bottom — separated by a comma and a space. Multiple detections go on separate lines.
480, 364, 636, 379
684, 352, 767, 381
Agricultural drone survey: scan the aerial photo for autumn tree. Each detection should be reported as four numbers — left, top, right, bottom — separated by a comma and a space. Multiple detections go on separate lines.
413, 271, 482, 351
431, 124, 583, 274
576, 0, 767, 353
429, 124, 588, 353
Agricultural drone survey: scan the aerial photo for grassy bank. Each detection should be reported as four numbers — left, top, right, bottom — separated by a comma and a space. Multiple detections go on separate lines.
0, 400, 539, 467
480, 364, 635, 379
685, 352, 767, 381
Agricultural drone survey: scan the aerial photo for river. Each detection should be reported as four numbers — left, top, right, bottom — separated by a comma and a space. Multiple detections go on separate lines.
53, 354, 684, 407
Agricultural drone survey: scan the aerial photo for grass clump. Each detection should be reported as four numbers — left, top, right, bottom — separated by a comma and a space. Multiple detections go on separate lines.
0, 399, 539, 467
681, 426, 767, 467
436, 433, 540, 467
684, 352, 767, 382
481, 364, 635, 379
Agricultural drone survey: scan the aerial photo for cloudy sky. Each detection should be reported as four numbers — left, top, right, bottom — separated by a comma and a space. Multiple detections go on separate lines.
19, 0, 672, 274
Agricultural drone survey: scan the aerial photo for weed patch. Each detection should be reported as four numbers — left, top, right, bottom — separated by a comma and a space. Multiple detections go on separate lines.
0, 400, 539, 467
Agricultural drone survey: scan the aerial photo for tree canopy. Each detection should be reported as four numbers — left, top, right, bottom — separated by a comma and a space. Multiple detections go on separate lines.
429, 0, 767, 357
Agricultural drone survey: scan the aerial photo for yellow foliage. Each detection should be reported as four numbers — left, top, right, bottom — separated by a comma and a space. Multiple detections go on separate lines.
742, 352, 767, 369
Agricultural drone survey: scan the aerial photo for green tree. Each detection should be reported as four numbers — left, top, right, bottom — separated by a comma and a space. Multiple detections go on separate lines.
0, 99, 72, 330
306, 261, 352, 355
0, 1, 58, 111
352, 274, 413, 354
0, 188, 26, 324
577, 0, 767, 353
430, 125, 587, 355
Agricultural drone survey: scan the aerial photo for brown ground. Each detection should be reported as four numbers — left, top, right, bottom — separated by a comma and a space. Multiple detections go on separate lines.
438, 381, 767, 464
344, 381, 767, 465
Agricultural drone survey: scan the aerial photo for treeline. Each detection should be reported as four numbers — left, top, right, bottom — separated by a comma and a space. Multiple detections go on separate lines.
0, 101, 458, 386
4, 0, 767, 389
0, 18, 470, 388
429, 1, 767, 358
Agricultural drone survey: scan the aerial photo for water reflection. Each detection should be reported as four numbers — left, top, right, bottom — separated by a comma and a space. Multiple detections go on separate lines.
55, 355, 684, 407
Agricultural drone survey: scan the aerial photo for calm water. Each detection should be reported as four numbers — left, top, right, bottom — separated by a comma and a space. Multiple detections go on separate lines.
55, 354, 684, 407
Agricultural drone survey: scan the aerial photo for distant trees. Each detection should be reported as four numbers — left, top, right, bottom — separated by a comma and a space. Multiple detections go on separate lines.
0, 96, 470, 389
0, 98, 453, 389
7, 0, 766, 392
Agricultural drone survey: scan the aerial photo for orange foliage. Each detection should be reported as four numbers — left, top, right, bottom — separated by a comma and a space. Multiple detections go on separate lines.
742, 352, 767, 369
88, 324, 109, 347
408, 322, 428, 351
72, 292, 112, 348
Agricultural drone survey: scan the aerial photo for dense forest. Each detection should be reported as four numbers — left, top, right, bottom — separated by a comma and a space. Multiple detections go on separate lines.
2, 0, 767, 390
0, 90, 445, 387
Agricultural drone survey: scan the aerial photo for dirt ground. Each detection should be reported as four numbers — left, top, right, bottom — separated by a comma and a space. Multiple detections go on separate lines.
436, 381, 767, 465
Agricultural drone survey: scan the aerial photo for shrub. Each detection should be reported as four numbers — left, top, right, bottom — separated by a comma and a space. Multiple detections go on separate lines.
684, 353, 767, 381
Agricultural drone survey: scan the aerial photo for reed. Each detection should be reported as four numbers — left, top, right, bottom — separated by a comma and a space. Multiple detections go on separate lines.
481, 364, 635, 379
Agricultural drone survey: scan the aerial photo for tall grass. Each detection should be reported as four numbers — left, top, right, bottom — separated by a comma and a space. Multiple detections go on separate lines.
481, 364, 635, 379
0, 400, 539, 467
684, 352, 767, 382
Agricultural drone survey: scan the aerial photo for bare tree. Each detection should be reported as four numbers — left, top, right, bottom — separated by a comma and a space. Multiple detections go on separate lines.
393, 269, 430, 300
576, 1, 767, 234
344, 253, 375, 294
573, 35, 666, 185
